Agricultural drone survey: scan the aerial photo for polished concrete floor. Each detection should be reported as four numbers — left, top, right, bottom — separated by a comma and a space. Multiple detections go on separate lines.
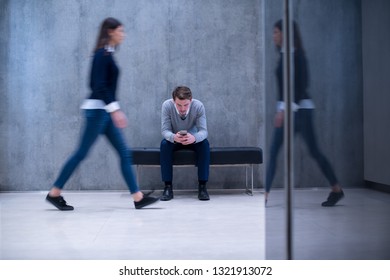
266, 188, 390, 260
1, 188, 389, 260
0, 190, 265, 260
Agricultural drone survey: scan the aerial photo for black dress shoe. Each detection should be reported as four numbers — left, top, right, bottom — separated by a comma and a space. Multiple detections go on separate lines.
321, 190, 345, 207
198, 184, 210, 201
134, 192, 159, 209
46, 194, 74, 211
160, 185, 173, 201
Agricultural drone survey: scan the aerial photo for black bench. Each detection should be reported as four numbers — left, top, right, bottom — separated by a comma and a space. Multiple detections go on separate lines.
132, 147, 263, 195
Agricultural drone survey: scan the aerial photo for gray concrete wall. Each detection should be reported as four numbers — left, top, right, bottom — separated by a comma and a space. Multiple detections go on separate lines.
0, 1, 9, 190
1, 0, 364, 192
362, 0, 390, 188
1, 0, 265, 191
264, 0, 364, 189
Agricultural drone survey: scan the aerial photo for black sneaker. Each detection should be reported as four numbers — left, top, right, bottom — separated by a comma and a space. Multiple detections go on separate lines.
134, 193, 160, 209
321, 190, 345, 207
46, 194, 74, 211
198, 184, 210, 201
160, 185, 174, 201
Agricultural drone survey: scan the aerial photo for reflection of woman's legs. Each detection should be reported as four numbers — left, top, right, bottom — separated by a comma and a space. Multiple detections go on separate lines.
105, 117, 139, 194
265, 127, 284, 194
297, 110, 338, 186
297, 109, 344, 206
53, 110, 106, 189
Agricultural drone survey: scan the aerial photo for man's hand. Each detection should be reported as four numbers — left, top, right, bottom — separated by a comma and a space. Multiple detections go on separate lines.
174, 132, 196, 145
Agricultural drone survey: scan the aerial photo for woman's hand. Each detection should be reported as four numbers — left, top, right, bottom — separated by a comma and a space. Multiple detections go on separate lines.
111, 110, 128, 128
274, 111, 284, 127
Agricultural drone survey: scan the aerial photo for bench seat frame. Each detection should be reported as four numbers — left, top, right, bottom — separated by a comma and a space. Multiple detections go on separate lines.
132, 147, 262, 196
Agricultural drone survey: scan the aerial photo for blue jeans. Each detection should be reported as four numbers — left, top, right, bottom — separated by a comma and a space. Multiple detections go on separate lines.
53, 109, 139, 194
265, 109, 338, 193
160, 139, 210, 183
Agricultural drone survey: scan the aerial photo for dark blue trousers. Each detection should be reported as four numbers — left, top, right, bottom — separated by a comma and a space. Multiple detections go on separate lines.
160, 139, 210, 183
53, 109, 139, 194
265, 109, 338, 193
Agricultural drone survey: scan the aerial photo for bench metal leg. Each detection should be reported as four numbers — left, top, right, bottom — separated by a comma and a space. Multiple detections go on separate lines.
136, 164, 255, 195
245, 165, 254, 196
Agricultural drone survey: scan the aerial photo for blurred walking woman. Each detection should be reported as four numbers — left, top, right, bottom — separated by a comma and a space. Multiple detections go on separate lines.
46, 17, 158, 210
265, 20, 344, 206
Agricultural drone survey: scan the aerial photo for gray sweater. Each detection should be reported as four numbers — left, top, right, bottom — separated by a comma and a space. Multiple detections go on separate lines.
161, 99, 208, 143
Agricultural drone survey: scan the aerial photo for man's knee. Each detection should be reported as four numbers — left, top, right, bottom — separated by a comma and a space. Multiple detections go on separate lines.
197, 139, 210, 150
160, 139, 173, 150
160, 139, 175, 163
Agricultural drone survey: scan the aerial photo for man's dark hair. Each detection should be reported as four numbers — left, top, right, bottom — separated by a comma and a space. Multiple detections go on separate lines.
172, 86, 192, 100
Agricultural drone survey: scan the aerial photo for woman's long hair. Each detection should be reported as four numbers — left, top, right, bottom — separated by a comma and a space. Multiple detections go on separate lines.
274, 19, 304, 53
94, 17, 122, 52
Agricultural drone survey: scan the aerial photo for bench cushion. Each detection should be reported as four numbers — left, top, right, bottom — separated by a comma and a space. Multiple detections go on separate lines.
132, 147, 262, 165
210, 147, 263, 165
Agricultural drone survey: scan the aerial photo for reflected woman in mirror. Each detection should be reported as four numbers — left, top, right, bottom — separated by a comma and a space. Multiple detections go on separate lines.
265, 20, 344, 207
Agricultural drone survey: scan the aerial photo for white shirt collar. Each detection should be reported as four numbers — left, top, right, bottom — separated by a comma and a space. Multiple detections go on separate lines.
105, 45, 115, 53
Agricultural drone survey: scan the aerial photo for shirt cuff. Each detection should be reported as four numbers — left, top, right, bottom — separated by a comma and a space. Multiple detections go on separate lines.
277, 101, 299, 112
105, 101, 120, 113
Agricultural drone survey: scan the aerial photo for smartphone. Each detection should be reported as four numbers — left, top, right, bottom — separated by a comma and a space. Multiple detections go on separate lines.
179, 130, 187, 136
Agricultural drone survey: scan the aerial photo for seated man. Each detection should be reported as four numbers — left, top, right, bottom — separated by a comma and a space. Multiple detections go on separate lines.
160, 86, 210, 201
